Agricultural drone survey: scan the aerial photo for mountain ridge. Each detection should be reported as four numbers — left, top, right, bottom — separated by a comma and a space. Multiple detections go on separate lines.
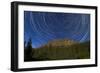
39, 39, 79, 49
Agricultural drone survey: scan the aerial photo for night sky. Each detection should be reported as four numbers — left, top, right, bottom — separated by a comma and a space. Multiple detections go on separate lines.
24, 11, 90, 48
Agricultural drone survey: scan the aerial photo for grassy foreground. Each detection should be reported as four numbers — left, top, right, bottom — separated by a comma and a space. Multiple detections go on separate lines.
24, 41, 90, 62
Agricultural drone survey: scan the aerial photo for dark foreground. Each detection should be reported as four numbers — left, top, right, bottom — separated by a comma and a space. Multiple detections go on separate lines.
24, 41, 90, 62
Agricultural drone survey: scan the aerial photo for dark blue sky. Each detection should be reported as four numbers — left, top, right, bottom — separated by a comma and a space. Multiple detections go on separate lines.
24, 11, 90, 48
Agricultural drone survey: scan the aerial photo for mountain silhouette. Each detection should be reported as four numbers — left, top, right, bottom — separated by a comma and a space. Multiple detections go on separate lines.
41, 39, 79, 48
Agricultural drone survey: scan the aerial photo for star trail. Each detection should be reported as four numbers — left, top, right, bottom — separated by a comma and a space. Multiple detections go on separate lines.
24, 11, 90, 48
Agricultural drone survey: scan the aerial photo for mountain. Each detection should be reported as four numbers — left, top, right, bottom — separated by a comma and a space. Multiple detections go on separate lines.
41, 39, 78, 48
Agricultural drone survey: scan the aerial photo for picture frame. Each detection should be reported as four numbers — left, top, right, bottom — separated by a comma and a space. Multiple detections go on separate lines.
11, 1, 98, 72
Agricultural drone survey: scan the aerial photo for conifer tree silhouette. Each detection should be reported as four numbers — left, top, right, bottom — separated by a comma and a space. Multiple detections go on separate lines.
25, 38, 33, 61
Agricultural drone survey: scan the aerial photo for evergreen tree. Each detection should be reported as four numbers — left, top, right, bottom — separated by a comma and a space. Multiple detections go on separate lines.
24, 41, 26, 48
25, 38, 33, 60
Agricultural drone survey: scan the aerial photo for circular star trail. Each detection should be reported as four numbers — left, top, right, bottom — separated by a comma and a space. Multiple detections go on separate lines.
24, 11, 90, 48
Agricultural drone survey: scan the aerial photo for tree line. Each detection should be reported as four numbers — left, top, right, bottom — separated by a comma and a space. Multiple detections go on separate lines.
24, 38, 34, 61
